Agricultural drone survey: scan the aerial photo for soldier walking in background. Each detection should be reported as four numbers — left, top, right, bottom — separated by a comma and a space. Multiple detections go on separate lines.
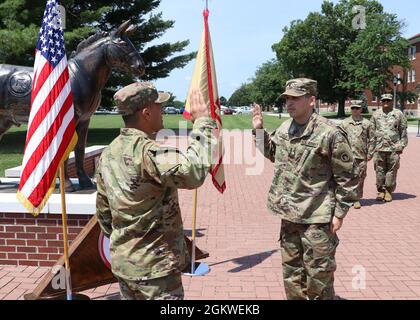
252, 78, 359, 300
340, 101, 375, 209
371, 94, 408, 202
95, 82, 216, 300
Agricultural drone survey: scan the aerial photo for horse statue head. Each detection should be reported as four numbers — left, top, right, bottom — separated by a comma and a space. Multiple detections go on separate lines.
71, 20, 145, 79
106, 20, 145, 77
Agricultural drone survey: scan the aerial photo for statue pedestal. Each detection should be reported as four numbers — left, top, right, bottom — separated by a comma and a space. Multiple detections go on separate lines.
0, 146, 105, 267
0, 145, 209, 270
5, 145, 106, 179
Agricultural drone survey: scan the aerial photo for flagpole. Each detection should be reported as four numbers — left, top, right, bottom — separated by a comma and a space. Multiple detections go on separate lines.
59, 163, 73, 300
191, 188, 198, 274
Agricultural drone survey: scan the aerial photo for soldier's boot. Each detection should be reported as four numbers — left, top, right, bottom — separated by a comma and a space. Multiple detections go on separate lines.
354, 202, 361, 210
384, 191, 393, 203
376, 192, 385, 201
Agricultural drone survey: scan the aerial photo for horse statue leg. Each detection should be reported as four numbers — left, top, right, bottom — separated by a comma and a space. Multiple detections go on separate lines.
74, 119, 94, 189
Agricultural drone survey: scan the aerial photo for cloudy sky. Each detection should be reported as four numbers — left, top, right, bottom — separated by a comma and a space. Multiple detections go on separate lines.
150, 0, 420, 101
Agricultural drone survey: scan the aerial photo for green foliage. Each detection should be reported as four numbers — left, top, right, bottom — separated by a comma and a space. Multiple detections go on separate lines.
228, 83, 254, 107
161, 93, 184, 109
272, 0, 409, 117
397, 91, 418, 110
250, 59, 288, 108
0, 0, 194, 108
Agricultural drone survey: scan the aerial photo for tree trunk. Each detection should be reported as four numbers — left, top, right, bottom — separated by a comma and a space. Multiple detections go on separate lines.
275, 102, 283, 114
337, 97, 346, 118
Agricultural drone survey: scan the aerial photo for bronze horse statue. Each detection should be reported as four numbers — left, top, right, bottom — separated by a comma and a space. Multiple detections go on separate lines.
0, 21, 145, 190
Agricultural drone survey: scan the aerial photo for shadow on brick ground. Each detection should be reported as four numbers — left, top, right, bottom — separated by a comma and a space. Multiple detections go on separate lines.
361, 193, 417, 207
209, 250, 278, 273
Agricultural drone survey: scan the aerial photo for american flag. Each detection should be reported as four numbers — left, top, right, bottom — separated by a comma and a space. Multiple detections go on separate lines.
17, 0, 77, 216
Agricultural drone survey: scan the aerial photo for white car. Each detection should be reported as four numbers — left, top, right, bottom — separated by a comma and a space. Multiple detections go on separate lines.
235, 106, 252, 115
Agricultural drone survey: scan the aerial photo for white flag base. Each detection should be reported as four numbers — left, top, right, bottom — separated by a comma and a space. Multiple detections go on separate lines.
183, 262, 210, 277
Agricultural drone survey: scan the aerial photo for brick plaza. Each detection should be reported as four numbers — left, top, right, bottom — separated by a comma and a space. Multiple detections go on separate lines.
1, 132, 420, 300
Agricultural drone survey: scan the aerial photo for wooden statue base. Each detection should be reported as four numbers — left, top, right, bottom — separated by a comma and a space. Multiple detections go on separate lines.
24, 216, 209, 300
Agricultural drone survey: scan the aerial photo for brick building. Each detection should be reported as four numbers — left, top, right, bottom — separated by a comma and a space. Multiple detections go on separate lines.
365, 34, 420, 115
320, 34, 420, 116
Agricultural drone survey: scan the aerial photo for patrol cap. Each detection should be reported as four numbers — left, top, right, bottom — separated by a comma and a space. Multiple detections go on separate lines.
381, 94, 393, 102
350, 100, 363, 109
113, 82, 171, 115
280, 78, 318, 98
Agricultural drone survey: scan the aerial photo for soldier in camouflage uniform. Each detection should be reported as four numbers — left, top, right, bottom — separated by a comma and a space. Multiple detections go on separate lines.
340, 101, 375, 209
252, 78, 359, 300
95, 82, 216, 300
371, 94, 408, 202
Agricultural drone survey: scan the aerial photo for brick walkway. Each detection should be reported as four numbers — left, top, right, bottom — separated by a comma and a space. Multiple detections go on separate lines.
1, 133, 420, 300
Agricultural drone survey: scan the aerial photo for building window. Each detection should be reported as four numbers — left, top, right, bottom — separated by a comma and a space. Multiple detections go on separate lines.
412, 69, 416, 83
407, 70, 412, 83
409, 46, 417, 60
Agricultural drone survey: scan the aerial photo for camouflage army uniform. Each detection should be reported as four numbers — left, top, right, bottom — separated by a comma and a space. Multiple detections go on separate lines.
255, 91, 358, 300
95, 82, 216, 300
341, 116, 375, 198
370, 106, 408, 193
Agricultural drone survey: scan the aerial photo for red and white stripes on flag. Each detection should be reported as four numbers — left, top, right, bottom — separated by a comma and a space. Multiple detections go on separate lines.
17, 0, 77, 216
183, 9, 226, 193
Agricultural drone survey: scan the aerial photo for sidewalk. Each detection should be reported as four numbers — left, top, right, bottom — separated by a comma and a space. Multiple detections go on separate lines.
1, 134, 420, 300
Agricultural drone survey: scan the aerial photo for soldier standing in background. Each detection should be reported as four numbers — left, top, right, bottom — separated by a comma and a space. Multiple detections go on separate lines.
371, 94, 408, 202
252, 78, 359, 300
95, 82, 216, 300
340, 101, 375, 209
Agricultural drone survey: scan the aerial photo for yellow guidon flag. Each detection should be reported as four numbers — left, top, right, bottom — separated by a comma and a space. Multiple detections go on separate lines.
183, 8, 225, 193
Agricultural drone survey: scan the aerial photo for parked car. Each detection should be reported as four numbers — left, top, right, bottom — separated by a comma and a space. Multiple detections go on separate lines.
222, 107, 235, 115
235, 106, 252, 115
163, 107, 179, 114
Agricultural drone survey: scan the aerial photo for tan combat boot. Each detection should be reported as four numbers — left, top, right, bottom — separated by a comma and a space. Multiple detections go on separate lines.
384, 191, 393, 202
354, 202, 361, 209
376, 191, 385, 201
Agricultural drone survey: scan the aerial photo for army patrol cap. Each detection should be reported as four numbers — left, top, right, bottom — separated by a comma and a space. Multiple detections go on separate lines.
281, 78, 318, 98
381, 93, 393, 102
350, 100, 363, 109
113, 82, 171, 115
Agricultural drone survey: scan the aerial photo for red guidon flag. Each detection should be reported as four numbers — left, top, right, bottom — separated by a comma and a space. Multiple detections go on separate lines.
17, 0, 77, 216
183, 9, 226, 193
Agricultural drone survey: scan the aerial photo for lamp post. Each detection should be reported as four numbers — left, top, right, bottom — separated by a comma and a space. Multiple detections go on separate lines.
393, 73, 401, 109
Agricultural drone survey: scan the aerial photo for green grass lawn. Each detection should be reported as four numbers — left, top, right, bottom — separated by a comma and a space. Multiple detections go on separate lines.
0, 114, 286, 176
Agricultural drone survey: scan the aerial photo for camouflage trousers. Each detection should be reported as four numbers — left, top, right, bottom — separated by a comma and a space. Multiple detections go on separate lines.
354, 159, 368, 198
280, 220, 339, 300
117, 272, 184, 300
374, 152, 400, 193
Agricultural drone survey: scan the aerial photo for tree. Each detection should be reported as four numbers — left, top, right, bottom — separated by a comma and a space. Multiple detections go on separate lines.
161, 93, 184, 109
340, 3, 409, 100
0, 0, 194, 108
228, 83, 253, 107
272, 0, 409, 117
250, 59, 289, 111
397, 91, 418, 111
219, 96, 228, 106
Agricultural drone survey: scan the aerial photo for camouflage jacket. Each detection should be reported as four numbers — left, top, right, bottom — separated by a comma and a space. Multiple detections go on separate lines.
255, 113, 359, 224
95, 118, 216, 281
370, 108, 408, 153
340, 117, 375, 160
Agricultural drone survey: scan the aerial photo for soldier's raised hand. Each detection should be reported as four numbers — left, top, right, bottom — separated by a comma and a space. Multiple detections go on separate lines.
189, 88, 210, 122
252, 103, 263, 130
